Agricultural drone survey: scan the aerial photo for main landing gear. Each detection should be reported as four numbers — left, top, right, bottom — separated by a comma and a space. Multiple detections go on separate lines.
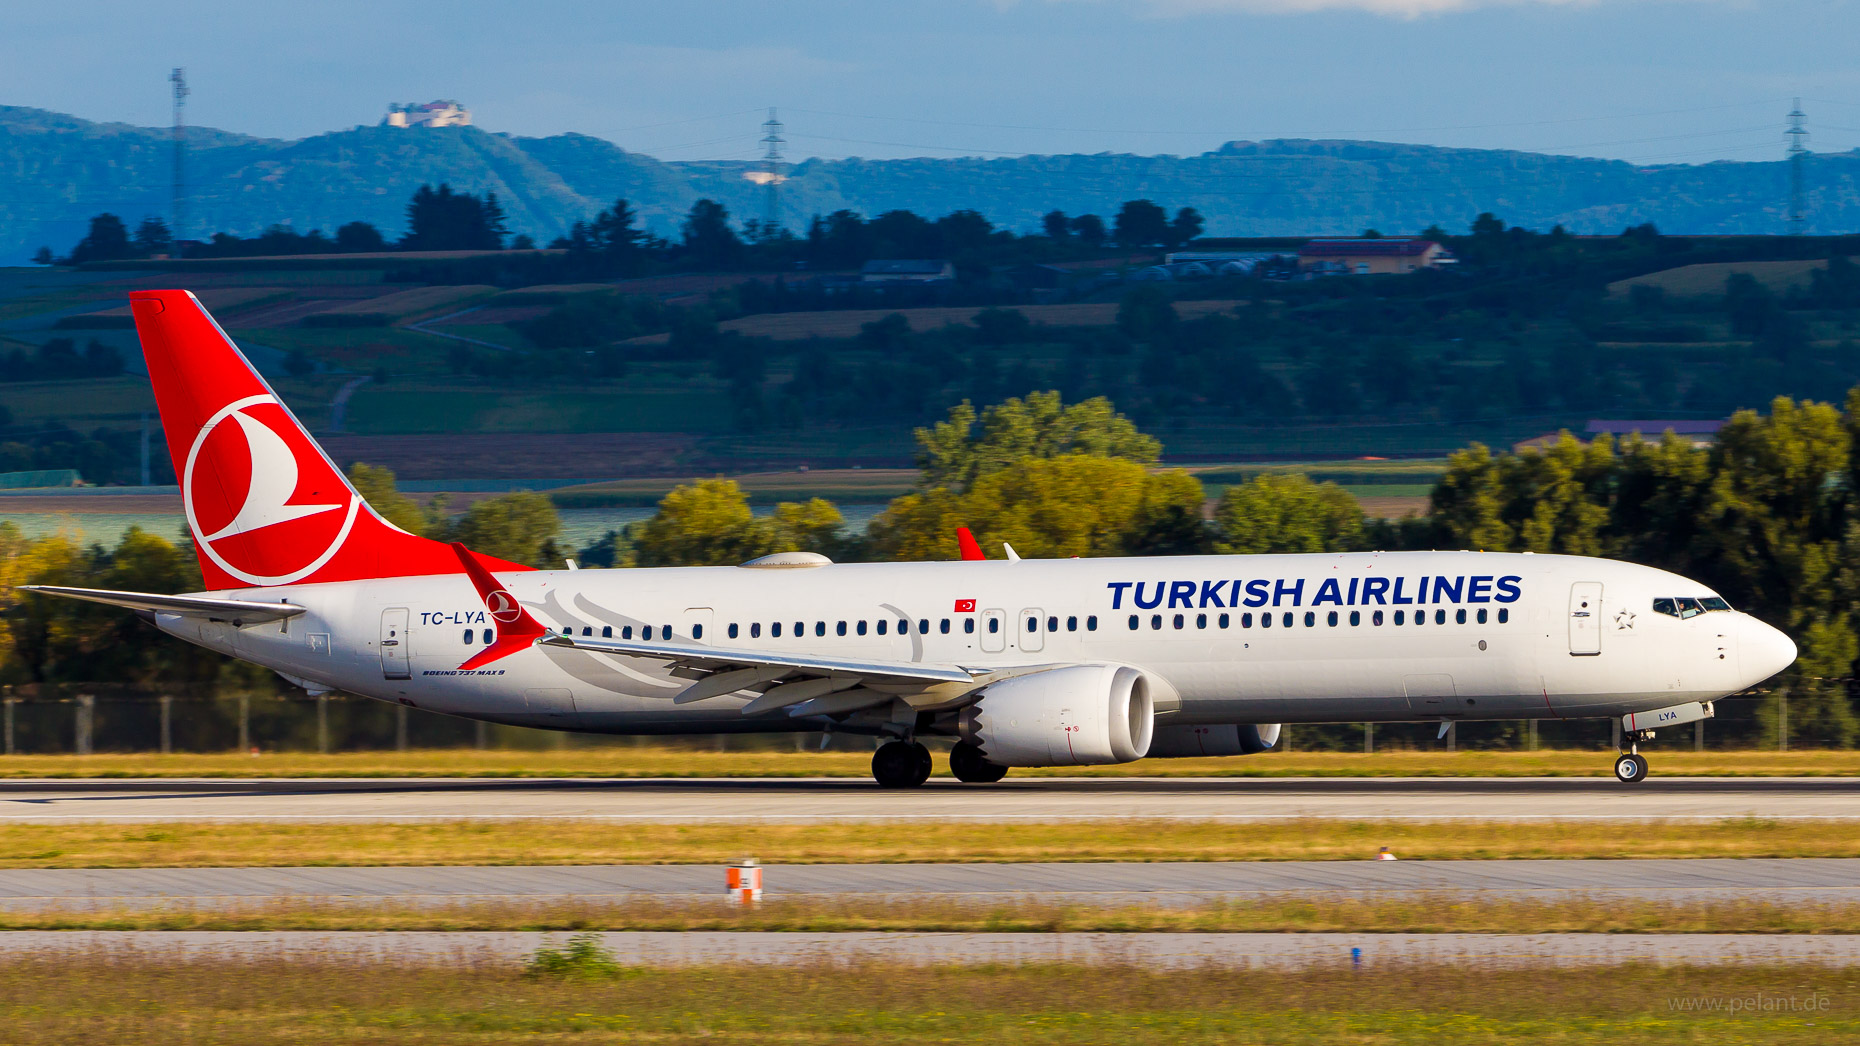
1614, 735, 1651, 784
949, 741, 1009, 784
872, 740, 933, 788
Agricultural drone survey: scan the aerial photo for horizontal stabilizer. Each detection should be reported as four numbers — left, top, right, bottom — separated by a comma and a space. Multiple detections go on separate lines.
18, 585, 305, 623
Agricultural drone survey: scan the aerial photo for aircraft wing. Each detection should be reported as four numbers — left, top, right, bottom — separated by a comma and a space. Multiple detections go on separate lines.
17, 585, 305, 623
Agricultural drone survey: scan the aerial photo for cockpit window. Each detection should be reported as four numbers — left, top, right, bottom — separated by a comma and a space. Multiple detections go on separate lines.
1653, 596, 1721, 620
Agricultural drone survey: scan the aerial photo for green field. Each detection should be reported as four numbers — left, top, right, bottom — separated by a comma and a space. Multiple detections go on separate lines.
0, 958, 1847, 1044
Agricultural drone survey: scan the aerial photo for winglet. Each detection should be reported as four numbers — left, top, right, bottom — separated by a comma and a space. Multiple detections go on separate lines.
956, 527, 985, 561
451, 542, 550, 670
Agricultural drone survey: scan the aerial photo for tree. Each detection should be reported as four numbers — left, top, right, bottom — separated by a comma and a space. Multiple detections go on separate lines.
633, 479, 842, 566
401, 184, 507, 251
1070, 214, 1106, 247
31, 247, 52, 266
132, 217, 172, 257
1113, 200, 1169, 248
870, 455, 1204, 561
1042, 210, 1070, 239
335, 221, 386, 252
1165, 207, 1204, 250
346, 463, 434, 536
935, 209, 994, 253
440, 491, 562, 567
914, 392, 1161, 493
1214, 474, 1365, 555
64, 214, 132, 264
681, 199, 744, 268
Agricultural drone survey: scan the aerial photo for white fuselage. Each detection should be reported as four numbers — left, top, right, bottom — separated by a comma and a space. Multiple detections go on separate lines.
157, 550, 1792, 736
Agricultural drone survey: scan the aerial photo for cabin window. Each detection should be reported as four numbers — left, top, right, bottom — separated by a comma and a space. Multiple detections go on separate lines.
1048, 616, 1059, 632
1456, 609, 1468, 624
1350, 611, 1361, 627
1654, 597, 1707, 620
1242, 613, 1253, 628
1327, 611, 1339, 627
816, 622, 827, 637
1304, 612, 1316, 627
1173, 614, 1184, 630
751, 622, 762, 639
836, 621, 848, 637
693, 624, 704, 640
1498, 608, 1509, 623
1372, 610, 1384, 626
1218, 613, 1230, 629
988, 617, 1000, 634
1151, 614, 1164, 630
899, 617, 909, 633
728, 623, 739, 639
876, 620, 887, 636
1261, 612, 1272, 629
462, 629, 473, 644
1087, 616, 1098, 631
663, 624, 673, 639
940, 619, 951, 634
561, 626, 572, 635
483, 630, 494, 645
965, 619, 976, 634
641, 626, 653, 641
1435, 610, 1447, 625
1067, 616, 1078, 632
602, 626, 613, 638
1701, 597, 1732, 612
857, 620, 868, 636
920, 619, 931, 634
1196, 613, 1207, 629
580, 626, 591, 636
1128, 614, 1139, 630
1476, 609, 1488, 624
1028, 616, 1039, 632
770, 623, 782, 638
1282, 612, 1294, 628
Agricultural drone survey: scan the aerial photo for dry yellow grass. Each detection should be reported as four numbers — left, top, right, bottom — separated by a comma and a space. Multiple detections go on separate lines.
3, 746, 1855, 779
2, 817, 1855, 868
625, 299, 1245, 343
8, 894, 1855, 934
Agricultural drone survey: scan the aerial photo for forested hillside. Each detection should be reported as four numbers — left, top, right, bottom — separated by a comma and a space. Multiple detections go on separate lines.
6, 104, 1860, 264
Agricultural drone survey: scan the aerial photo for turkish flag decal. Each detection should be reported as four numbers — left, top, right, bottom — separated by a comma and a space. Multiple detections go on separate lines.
954, 599, 977, 613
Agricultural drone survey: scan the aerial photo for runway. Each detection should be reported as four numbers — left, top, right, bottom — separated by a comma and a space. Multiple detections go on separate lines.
0, 776, 1855, 821
1, 859, 1857, 910
3, 930, 1857, 967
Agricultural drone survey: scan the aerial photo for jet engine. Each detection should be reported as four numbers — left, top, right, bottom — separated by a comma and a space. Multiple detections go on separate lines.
957, 664, 1154, 767
1148, 723, 1281, 758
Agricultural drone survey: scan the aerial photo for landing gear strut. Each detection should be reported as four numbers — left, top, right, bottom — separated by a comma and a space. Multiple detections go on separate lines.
1613, 735, 1650, 784
873, 740, 932, 788
949, 741, 1009, 784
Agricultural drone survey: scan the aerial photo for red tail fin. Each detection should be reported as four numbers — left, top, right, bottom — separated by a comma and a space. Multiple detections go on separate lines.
956, 527, 985, 561
131, 289, 530, 589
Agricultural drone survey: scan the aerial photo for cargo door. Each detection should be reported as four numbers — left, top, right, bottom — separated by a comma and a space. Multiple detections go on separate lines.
1569, 582, 1603, 656
980, 608, 1007, 653
1018, 608, 1045, 653
380, 607, 411, 680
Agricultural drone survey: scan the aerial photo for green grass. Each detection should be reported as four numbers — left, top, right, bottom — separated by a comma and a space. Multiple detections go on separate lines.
0, 958, 1850, 1043
340, 383, 732, 434
5, 816, 1860, 868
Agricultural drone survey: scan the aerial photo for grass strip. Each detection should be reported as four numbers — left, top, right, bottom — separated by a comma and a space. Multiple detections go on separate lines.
1, 817, 1857, 867
10, 894, 1860, 934
4, 747, 1860, 778
0, 958, 1850, 1043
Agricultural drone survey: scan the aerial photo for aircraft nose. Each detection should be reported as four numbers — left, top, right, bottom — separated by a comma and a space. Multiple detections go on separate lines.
1741, 616, 1797, 685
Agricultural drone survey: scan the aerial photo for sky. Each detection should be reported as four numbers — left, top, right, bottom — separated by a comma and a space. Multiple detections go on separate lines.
2, 0, 1857, 166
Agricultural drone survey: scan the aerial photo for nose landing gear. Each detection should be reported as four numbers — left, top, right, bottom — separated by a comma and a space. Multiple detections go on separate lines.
1613, 731, 1653, 784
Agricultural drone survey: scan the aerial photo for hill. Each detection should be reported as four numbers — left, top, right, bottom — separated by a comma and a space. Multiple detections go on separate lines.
4, 105, 1860, 264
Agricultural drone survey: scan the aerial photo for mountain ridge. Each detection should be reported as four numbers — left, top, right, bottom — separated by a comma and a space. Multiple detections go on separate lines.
2, 104, 1857, 264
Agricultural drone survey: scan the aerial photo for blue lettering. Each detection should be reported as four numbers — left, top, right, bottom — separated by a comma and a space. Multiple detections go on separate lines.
1199, 580, 1228, 609
1134, 582, 1165, 610
1168, 580, 1197, 609
1273, 578, 1305, 607
1468, 575, 1494, 603
1391, 577, 1415, 605
1230, 580, 1245, 606
1435, 576, 1465, 603
1244, 580, 1270, 607
1417, 576, 1429, 604
1496, 576, 1523, 603
1106, 582, 1133, 610
1312, 578, 1344, 606
1347, 578, 1360, 605
1362, 577, 1390, 604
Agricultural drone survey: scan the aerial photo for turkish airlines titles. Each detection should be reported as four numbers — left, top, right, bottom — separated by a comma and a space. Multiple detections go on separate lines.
1105, 575, 1526, 611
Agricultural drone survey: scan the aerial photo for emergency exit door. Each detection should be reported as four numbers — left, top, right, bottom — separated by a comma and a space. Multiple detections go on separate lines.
1568, 582, 1602, 656
380, 607, 411, 679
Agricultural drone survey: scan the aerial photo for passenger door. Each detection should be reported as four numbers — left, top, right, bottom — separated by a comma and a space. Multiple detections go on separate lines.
684, 607, 714, 645
980, 608, 1007, 653
380, 607, 411, 679
1018, 608, 1045, 653
1568, 582, 1602, 656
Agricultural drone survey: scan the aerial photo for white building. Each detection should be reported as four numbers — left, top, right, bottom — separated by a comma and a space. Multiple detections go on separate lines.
384, 101, 472, 128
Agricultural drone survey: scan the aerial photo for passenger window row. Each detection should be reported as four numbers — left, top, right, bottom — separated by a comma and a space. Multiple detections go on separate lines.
464, 614, 1108, 646
1125, 607, 1509, 631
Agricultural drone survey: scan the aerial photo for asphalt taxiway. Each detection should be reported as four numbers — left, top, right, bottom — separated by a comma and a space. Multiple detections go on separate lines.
1, 858, 1857, 910
0, 776, 1855, 821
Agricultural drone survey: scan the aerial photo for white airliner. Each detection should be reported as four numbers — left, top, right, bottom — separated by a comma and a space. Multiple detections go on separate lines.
25, 291, 1796, 786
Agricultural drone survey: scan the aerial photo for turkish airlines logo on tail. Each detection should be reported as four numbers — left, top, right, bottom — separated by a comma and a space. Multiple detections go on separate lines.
486, 590, 523, 624
185, 394, 359, 586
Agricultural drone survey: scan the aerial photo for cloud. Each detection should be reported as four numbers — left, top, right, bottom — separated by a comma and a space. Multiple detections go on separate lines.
1041, 0, 1631, 19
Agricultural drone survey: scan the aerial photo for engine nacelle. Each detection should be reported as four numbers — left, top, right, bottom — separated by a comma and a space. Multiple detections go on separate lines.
957, 664, 1154, 767
1148, 723, 1281, 758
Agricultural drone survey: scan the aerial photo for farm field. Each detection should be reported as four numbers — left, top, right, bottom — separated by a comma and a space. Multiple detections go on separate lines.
1608, 257, 1845, 298
626, 299, 1248, 344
